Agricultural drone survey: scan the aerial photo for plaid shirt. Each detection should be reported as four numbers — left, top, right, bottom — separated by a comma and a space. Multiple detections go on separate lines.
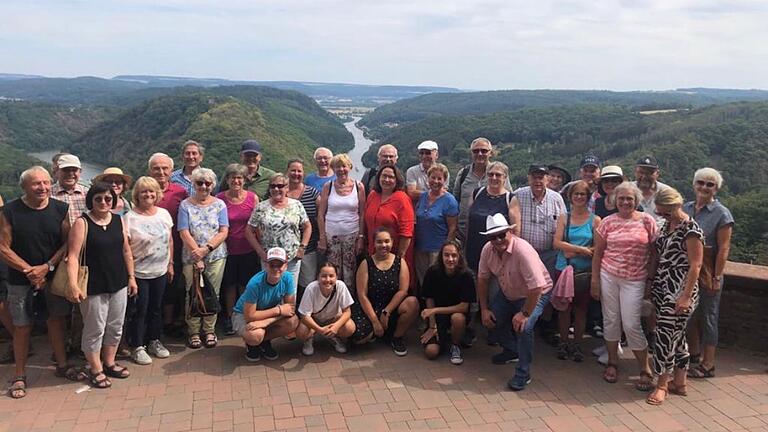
51, 183, 89, 224
514, 186, 566, 252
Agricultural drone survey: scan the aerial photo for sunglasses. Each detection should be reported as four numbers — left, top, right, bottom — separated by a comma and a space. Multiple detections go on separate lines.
472, 148, 490, 154
269, 184, 286, 189
487, 172, 505, 178
107, 179, 124, 185
419, 150, 434, 155
695, 180, 717, 188
195, 181, 213, 187
94, 195, 113, 204
488, 232, 507, 242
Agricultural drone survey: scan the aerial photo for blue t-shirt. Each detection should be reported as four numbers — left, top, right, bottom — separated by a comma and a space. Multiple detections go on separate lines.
415, 191, 459, 252
555, 213, 595, 272
305, 173, 336, 192
234, 270, 296, 313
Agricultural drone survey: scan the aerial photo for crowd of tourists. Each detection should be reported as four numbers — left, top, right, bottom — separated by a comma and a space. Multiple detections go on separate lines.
0, 137, 733, 405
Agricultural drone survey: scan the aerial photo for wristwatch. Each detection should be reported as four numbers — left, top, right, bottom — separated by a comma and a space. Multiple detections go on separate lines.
521, 310, 530, 318
206, 244, 214, 252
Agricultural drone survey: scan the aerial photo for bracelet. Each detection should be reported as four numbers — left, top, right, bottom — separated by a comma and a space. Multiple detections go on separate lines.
357, 234, 365, 239
277, 305, 282, 315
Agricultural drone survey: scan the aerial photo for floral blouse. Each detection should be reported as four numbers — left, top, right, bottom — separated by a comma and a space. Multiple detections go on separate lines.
248, 199, 309, 261
177, 198, 229, 264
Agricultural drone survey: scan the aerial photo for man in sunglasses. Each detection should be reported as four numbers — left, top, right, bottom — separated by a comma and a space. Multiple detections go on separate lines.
405, 140, 449, 201
361, 144, 399, 197
631, 155, 669, 225
476, 213, 552, 391
453, 137, 511, 245
219, 139, 277, 201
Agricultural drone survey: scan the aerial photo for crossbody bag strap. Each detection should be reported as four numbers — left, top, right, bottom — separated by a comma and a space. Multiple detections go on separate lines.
315, 285, 338, 315
79, 216, 89, 266
564, 212, 572, 267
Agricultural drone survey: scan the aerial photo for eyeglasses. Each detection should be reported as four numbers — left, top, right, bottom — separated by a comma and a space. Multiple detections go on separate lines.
108, 180, 124, 185
195, 181, 213, 187
601, 177, 622, 184
472, 148, 490, 154
572, 192, 588, 197
695, 180, 716, 188
269, 184, 286, 189
419, 150, 433, 155
94, 196, 113, 204
487, 172, 505, 178
488, 232, 507, 242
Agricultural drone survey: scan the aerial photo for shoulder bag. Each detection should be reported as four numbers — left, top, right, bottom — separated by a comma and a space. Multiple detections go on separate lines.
50, 216, 89, 299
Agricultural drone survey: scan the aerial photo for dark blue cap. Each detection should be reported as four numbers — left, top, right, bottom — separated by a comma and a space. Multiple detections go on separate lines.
635, 155, 659, 168
528, 164, 549, 175
580, 154, 600, 168
241, 139, 262, 154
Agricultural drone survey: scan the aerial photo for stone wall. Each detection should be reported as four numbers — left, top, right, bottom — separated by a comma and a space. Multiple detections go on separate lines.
718, 262, 768, 353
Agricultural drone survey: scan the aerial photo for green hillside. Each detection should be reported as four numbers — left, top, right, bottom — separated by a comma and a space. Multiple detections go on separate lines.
0, 142, 44, 199
367, 102, 768, 264
360, 89, 768, 133
69, 88, 353, 179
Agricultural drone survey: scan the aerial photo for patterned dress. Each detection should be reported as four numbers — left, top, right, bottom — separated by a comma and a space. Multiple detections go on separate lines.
351, 255, 401, 342
248, 199, 309, 261
650, 219, 704, 375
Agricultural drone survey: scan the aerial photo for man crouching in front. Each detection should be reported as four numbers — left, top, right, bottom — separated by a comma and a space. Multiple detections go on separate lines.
232, 247, 299, 362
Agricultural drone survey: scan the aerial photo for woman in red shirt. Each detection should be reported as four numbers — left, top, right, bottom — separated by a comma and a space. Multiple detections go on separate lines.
363, 166, 415, 290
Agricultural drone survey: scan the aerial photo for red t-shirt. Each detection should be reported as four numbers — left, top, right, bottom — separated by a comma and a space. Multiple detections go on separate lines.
364, 190, 415, 255
158, 182, 188, 256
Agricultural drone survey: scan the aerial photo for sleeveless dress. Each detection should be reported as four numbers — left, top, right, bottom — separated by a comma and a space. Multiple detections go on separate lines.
351, 255, 401, 341
466, 187, 512, 274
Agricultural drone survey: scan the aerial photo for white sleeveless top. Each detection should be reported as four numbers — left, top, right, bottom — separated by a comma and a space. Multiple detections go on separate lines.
326, 180, 360, 236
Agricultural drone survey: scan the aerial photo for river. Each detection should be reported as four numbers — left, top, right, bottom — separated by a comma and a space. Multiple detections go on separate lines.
28, 150, 106, 182
344, 117, 375, 180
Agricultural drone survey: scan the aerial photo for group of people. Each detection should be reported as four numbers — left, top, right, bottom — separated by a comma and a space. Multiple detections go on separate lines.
0, 137, 733, 404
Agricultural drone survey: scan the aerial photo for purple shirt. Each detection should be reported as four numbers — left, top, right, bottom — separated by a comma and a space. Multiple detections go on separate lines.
216, 191, 257, 255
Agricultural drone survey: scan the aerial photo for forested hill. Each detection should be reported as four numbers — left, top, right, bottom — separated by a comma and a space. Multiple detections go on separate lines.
69, 88, 353, 178
359, 89, 768, 133
365, 102, 768, 264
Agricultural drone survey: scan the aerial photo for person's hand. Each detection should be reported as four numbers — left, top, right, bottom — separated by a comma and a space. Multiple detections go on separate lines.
709, 277, 723, 293
512, 312, 528, 333
167, 263, 175, 281
675, 294, 692, 315
379, 310, 391, 331
372, 320, 384, 337
296, 247, 305, 259
355, 236, 365, 255
481, 308, 497, 329
67, 285, 85, 304
317, 237, 327, 253
420, 308, 435, 320
590, 278, 601, 301
191, 246, 208, 262
581, 246, 594, 257
278, 304, 295, 317
321, 325, 337, 338
24, 264, 48, 286
420, 327, 437, 344
194, 260, 205, 271
128, 278, 138, 297
246, 322, 261, 331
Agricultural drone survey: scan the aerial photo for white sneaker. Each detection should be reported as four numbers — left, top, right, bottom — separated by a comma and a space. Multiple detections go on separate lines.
592, 345, 607, 357
132, 346, 152, 365
450, 344, 464, 365
147, 340, 170, 358
329, 337, 347, 354
597, 344, 623, 365
302, 338, 315, 356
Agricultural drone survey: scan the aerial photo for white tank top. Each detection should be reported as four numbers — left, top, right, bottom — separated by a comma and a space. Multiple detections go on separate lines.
326, 180, 360, 237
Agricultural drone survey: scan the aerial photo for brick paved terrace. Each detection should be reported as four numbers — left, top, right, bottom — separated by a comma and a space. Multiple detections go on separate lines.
1, 330, 766, 432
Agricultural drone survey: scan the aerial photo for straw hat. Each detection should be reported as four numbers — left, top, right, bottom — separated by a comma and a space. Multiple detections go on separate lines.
93, 167, 133, 187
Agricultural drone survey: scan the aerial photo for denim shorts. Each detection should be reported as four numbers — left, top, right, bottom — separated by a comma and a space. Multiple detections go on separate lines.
7, 284, 71, 326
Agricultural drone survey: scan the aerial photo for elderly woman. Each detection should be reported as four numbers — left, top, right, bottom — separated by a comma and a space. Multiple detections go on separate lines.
645, 188, 704, 405
465, 161, 514, 275
124, 177, 174, 365
683, 168, 733, 379
178, 168, 229, 349
94, 167, 133, 216
66, 182, 138, 389
414, 163, 458, 288
364, 166, 415, 287
216, 164, 259, 336
351, 229, 419, 356
592, 181, 656, 390
593, 166, 625, 219
285, 159, 320, 297
553, 181, 601, 362
317, 154, 366, 288
246, 173, 311, 292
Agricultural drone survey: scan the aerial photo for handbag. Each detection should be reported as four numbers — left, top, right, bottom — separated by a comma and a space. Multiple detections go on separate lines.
189, 267, 221, 317
50, 217, 89, 299
699, 246, 716, 291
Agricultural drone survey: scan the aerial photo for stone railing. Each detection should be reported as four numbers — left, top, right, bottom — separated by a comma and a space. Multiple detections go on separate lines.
719, 261, 768, 353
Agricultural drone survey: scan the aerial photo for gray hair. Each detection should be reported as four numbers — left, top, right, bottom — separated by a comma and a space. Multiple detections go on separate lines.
148, 152, 174, 170
19, 166, 51, 188
182, 140, 205, 156
190, 167, 217, 188
471, 137, 492, 148
614, 181, 642, 204
486, 161, 509, 177
313, 147, 333, 159
693, 167, 723, 189
223, 163, 248, 184
377, 144, 398, 157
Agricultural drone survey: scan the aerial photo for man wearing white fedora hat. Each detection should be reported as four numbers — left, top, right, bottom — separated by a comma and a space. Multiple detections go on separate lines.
477, 213, 553, 391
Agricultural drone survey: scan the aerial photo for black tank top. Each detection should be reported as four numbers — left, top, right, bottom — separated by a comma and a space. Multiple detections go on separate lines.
83, 213, 128, 295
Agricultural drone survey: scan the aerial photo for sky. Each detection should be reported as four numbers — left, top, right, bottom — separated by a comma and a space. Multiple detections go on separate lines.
2, 0, 767, 91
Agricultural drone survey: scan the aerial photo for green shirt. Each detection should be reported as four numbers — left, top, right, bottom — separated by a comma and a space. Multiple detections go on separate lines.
221, 165, 276, 200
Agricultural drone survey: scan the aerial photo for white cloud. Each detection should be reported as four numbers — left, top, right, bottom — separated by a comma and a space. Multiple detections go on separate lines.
0, 0, 766, 89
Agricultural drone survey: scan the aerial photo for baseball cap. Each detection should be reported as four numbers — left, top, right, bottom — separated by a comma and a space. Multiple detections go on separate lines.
580, 154, 600, 169
636, 155, 659, 169
57, 154, 82, 170
417, 140, 438, 151
528, 164, 549, 175
266, 247, 287, 263
241, 139, 262, 154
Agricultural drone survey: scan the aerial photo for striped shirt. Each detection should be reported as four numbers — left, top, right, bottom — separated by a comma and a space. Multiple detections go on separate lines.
295, 185, 320, 252
596, 212, 658, 281
51, 183, 89, 224
514, 186, 566, 252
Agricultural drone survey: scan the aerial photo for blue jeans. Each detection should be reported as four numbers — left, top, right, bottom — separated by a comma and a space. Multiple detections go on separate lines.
697, 287, 722, 346
490, 289, 552, 378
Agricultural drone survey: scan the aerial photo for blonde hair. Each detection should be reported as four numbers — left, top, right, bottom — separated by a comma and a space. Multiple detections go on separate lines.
131, 176, 163, 206
427, 163, 449, 180
693, 167, 723, 189
654, 187, 684, 207
330, 153, 353, 169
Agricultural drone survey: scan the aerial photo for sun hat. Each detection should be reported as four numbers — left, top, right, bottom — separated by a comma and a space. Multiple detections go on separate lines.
479, 213, 516, 236
93, 167, 132, 187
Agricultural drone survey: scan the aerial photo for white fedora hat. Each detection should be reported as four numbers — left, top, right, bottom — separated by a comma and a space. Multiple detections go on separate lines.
480, 213, 516, 236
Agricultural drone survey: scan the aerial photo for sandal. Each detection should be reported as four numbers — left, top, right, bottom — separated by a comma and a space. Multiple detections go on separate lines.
8, 376, 27, 399
104, 363, 130, 379
688, 364, 715, 379
635, 371, 654, 392
87, 370, 111, 389
55, 365, 88, 382
668, 381, 688, 396
188, 334, 202, 349
646, 386, 668, 405
603, 364, 618, 384
689, 353, 701, 364
204, 333, 217, 348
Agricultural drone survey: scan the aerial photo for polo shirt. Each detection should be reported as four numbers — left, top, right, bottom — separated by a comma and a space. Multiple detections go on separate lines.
405, 163, 450, 193
478, 236, 552, 301
234, 270, 296, 314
